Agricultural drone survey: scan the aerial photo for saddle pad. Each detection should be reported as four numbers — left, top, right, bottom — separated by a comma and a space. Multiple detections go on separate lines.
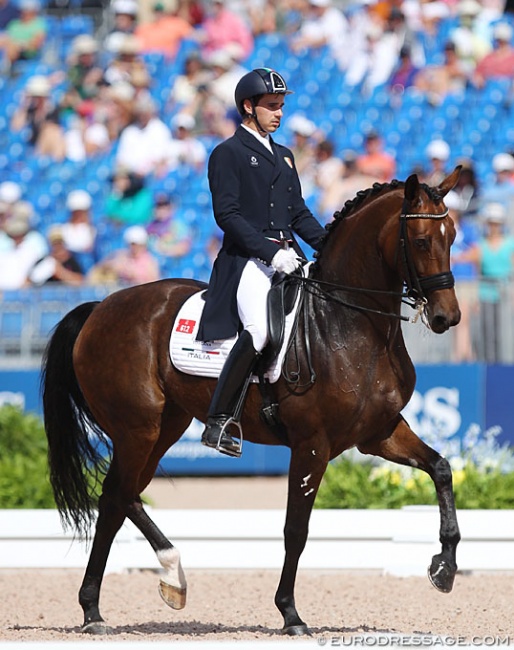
169, 276, 306, 384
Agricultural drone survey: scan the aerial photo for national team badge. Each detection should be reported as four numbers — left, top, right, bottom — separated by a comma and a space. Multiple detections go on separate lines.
284, 157, 293, 168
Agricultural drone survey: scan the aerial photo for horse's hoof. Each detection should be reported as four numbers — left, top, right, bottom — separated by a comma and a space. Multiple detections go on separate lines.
427, 556, 456, 593
81, 621, 112, 635
282, 624, 311, 636
158, 579, 187, 610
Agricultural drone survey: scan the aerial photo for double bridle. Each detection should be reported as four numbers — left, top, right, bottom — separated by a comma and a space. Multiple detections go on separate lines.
282, 205, 455, 388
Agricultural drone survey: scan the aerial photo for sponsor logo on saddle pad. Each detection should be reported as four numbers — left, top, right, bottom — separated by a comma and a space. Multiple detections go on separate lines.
169, 278, 305, 383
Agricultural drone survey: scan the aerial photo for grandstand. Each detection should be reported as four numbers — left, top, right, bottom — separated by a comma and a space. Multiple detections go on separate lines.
1, 3, 514, 366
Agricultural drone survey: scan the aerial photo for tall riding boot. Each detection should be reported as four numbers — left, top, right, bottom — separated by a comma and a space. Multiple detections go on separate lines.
201, 330, 260, 457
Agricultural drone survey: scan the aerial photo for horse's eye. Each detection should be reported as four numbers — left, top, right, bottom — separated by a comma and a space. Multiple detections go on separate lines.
414, 238, 429, 251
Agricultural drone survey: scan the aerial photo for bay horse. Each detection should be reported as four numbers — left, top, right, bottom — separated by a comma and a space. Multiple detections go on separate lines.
42, 168, 462, 636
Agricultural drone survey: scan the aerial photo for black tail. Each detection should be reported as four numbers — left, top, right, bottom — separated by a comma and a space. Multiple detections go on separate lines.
41, 301, 108, 539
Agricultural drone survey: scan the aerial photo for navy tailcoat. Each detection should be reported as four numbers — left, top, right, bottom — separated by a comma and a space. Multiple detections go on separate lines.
196, 126, 326, 342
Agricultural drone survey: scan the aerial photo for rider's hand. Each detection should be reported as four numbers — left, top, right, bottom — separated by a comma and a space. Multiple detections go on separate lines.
271, 248, 301, 274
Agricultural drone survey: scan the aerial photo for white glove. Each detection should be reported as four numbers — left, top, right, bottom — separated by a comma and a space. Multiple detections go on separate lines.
271, 248, 301, 274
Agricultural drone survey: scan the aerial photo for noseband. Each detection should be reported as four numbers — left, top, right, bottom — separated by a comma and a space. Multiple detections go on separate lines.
399, 205, 454, 311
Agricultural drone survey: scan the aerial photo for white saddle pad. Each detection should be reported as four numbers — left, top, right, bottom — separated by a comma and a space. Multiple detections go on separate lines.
170, 265, 311, 384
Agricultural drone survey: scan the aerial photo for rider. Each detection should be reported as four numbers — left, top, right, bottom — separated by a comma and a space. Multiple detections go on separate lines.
196, 67, 326, 457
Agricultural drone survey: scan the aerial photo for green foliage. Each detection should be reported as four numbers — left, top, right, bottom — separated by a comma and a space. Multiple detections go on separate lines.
0, 405, 55, 508
315, 456, 514, 510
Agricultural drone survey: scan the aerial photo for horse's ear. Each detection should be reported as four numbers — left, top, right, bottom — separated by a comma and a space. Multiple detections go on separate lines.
436, 166, 462, 198
404, 173, 420, 202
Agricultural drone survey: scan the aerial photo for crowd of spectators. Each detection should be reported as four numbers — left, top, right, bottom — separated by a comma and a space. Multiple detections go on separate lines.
0, 0, 514, 361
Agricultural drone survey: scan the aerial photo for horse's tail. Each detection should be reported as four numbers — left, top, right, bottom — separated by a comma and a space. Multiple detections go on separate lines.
41, 301, 106, 539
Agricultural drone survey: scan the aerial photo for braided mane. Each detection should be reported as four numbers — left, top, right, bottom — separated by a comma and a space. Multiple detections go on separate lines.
313, 177, 440, 268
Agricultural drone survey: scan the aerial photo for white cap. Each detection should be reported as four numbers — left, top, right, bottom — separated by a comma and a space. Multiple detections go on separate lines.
66, 189, 92, 211
494, 22, 513, 42
484, 203, 506, 222
426, 139, 450, 161
492, 152, 514, 172
109, 81, 136, 102
172, 113, 195, 130
0, 181, 22, 203
112, 0, 138, 14
72, 34, 98, 55
19, 0, 41, 10
118, 34, 141, 55
456, 0, 481, 15
444, 190, 463, 211
25, 75, 51, 97
309, 0, 330, 6
288, 114, 316, 137
207, 49, 233, 69
124, 225, 148, 245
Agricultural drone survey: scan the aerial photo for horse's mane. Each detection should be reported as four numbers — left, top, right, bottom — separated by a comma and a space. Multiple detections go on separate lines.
313, 177, 441, 267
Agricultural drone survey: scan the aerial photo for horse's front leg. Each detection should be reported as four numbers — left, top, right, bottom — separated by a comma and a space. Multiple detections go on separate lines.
275, 441, 329, 636
358, 415, 461, 593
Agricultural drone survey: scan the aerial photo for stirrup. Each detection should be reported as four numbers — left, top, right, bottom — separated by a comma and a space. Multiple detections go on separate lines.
202, 417, 243, 458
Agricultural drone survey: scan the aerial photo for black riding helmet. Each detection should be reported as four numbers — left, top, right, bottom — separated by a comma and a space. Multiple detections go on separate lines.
234, 68, 293, 117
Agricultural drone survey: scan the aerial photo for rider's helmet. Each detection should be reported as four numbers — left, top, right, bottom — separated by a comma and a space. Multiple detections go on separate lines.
234, 68, 293, 117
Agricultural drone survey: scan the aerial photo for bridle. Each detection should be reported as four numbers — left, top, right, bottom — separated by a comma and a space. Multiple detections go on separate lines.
399, 202, 455, 315
281, 203, 455, 388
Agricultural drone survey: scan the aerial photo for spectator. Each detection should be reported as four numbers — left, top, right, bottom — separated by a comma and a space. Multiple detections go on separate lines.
0, 0, 46, 74
389, 45, 420, 94
248, 0, 285, 35
115, 92, 172, 176
88, 225, 160, 286
105, 167, 153, 227
450, 0, 492, 74
447, 190, 479, 362
11, 74, 66, 161
290, 0, 350, 72
103, 80, 136, 141
0, 180, 22, 220
0, 202, 47, 290
60, 190, 97, 271
29, 225, 85, 286
452, 158, 480, 217
195, 0, 253, 62
421, 139, 450, 186
64, 99, 111, 163
134, 1, 193, 58
472, 22, 514, 88
318, 149, 377, 223
103, 34, 149, 87
168, 50, 211, 111
166, 113, 207, 171
206, 47, 248, 111
104, 0, 139, 55
66, 34, 104, 102
0, 0, 20, 31
356, 130, 396, 182
480, 152, 514, 219
463, 203, 514, 362
287, 114, 318, 198
146, 193, 192, 258
413, 40, 470, 104
313, 139, 345, 207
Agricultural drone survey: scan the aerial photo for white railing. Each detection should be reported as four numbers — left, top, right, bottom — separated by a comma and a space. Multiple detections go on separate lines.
0, 508, 513, 576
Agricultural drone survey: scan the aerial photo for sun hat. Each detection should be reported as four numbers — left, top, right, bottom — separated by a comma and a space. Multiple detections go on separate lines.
66, 189, 92, 211
492, 152, 514, 172
72, 34, 99, 55
4, 213, 30, 238
493, 22, 513, 42
25, 75, 51, 97
484, 202, 506, 222
288, 114, 316, 137
0, 181, 22, 204
112, 0, 138, 14
426, 139, 450, 161
124, 225, 148, 245
47, 225, 65, 243
172, 113, 195, 130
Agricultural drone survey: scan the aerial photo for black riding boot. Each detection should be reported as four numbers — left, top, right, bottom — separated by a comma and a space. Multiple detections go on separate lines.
201, 330, 260, 457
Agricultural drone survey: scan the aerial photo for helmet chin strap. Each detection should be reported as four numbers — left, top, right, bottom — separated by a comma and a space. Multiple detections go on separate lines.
246, 99, 269, 136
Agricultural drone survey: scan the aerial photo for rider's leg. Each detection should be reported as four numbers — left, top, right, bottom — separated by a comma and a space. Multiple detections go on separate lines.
201, 259, 273, 457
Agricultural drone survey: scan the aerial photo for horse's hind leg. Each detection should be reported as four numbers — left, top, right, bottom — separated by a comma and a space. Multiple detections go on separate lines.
358, 416, 461, 593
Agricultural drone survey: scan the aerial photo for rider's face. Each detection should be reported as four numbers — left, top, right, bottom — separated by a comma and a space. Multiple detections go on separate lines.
253, 94, 285, 133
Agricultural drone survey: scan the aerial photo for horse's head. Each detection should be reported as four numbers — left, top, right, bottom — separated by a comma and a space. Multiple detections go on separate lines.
395, 166, 462, 333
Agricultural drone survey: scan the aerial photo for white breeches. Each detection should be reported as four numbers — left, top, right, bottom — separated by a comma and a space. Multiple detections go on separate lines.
237, 258, 275, 352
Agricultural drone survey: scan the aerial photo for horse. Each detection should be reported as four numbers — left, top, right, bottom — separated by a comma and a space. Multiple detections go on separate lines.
42, 168, 462, 636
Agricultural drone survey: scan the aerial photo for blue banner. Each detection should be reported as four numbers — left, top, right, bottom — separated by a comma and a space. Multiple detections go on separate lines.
0, 364, 512, 475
